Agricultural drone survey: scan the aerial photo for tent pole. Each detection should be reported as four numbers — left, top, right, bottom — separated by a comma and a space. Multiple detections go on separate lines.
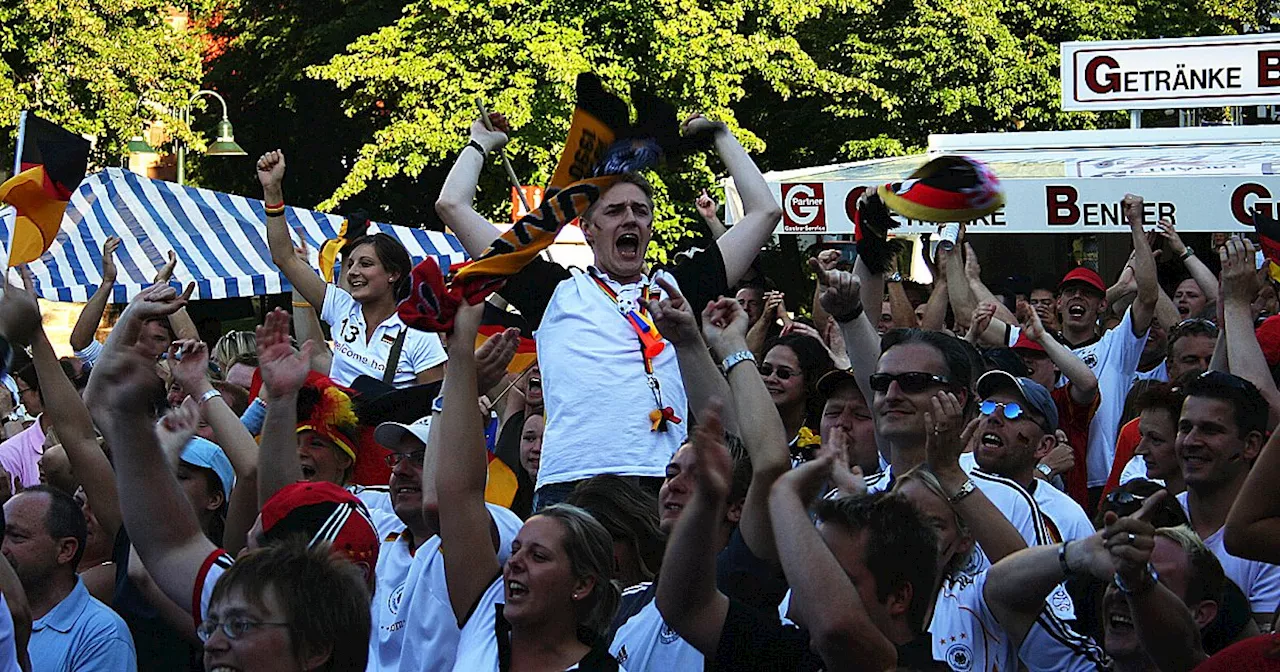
1129, 110, 1141, 129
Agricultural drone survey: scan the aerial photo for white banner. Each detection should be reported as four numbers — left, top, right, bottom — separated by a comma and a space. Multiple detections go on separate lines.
772, 177, 1280, 234
1061, 35, 1280, 111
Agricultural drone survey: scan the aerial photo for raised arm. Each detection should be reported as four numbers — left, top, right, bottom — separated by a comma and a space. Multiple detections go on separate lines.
703, 296, 790, 562
1024, 309, 1098, 405
152, 251, 200, 342
434, 114, 509, 258
1105, 493, 1208, 672
984, 531, 1112, 644
290, 240, 333, 375
84, 285, 215, 614
821, 266, 884, 453
919, 267, 950, 332
70, 236, 119, 353
886, 280, 919, 329
1124, 195, 1159, 336
435, 299, 503, 624
258, 151, 328, 309
1159, 219, 1219, 310
648, 278, 736, 432
655, 404, 732, 655
946, 239, 978, 333
770, 444, 897, 670
167, 339, 261, 553
925, 393, 1028, 563
964, 243, 1017, 325
695, 189, 728, 239
698, 117, 783, 286
1226, 418, 1280, 562
253, 309, 312, 508
1221, 237, 1280, 423
31, 319, 121, 541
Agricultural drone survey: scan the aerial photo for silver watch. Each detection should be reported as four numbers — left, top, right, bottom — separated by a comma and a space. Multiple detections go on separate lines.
1037, 463, 1054, 477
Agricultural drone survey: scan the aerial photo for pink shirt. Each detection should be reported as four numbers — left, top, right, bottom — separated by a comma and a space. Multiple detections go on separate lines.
0, 420, 44, 491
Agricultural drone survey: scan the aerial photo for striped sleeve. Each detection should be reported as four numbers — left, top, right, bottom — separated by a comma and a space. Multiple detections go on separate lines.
1019, 609, 1112, 672
192, 549, 235, 627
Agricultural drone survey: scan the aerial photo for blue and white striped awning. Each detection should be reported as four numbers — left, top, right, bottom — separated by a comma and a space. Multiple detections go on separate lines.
0, 168, 469, 302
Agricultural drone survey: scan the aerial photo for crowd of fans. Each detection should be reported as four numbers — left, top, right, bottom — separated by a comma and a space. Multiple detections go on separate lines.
0, 112, 1275, 671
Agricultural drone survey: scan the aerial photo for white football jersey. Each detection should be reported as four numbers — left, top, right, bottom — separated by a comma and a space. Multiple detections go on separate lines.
609, 583, 703, 671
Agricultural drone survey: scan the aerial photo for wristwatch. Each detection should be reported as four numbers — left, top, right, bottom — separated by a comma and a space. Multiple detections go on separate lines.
1036, 463, 1054, 478
833, 303, 865, 324
947, 478, 977, 505
1114, 563, 1160, 596
1180, 246, 1195, 261
721, 350, 756, 373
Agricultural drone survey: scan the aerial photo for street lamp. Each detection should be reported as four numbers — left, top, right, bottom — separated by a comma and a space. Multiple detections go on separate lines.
177, 89, 247, 185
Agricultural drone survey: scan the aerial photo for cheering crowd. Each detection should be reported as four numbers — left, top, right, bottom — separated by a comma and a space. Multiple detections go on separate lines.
0, 107, 1275, 672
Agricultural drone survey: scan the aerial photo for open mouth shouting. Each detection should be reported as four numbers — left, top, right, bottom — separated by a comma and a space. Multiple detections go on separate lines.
1065, 302, 1088, 320
616, 232, 642, 262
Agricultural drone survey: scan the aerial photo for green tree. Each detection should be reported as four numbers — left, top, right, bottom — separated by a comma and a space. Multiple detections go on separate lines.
307, 0, 873, 257
0, 0, 203, 170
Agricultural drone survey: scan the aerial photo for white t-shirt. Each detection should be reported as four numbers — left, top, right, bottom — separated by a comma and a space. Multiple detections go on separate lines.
349, 485, 400, 538
321, 285, 446, 388
609, 583, 702, 670
1177, 492, 1280, 615
1070, 310, 1149, 487
374, 504, 523, 672
931, 570, 1017, 672
368, 529, 416, 671
193, 549, 237, 625
534, 269, 687, 489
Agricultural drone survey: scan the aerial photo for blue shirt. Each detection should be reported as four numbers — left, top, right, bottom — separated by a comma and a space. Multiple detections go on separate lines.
30, 577, 136, 672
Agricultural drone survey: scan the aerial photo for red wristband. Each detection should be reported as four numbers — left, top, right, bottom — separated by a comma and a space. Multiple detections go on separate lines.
264, 200, 285, 210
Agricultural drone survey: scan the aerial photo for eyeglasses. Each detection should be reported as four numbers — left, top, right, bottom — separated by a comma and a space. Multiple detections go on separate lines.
384, 451, 426, 468
1169, 318, 1219, 340
868, 372, 952, 394
758, 363, 800, 380
196, 618, 290, 642
979, 400, 1028, 421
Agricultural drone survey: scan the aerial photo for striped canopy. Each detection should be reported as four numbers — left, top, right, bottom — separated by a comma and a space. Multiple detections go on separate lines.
0, 168, 468, 302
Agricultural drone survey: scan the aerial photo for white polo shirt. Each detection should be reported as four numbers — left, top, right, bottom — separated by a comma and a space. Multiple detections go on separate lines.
321, 285, 446, 388
373, 504, 523, 672
534, 269, 687, 489
1177, 492, 1280, 615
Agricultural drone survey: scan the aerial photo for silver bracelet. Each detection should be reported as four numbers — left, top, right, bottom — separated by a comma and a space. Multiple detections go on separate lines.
198, 388, 223, 405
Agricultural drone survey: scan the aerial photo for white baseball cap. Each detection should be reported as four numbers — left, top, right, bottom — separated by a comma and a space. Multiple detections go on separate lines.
373, 415, 432, 449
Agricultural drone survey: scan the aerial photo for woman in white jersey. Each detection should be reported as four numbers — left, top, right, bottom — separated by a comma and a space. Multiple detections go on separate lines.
437, 298, 623, 671
258, 150, 445, 388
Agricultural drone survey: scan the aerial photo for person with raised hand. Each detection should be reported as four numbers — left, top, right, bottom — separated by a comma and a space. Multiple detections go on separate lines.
436, 109, 780, 511
1220, 236, 1280, 424
657, 400, 945, 671
694, 189, 727, 239
435, 296, 621, 671
984, 490, 1215, 672
70, 238, 181, 367
166, 338, 259, 555
258, 150, 445, 388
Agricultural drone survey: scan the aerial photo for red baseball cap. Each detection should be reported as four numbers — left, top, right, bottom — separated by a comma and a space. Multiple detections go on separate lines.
1010, 331, 1046, 353
260, 481, 379, 588
1257, 316, 1280, 367
1059, 267, 1106, 295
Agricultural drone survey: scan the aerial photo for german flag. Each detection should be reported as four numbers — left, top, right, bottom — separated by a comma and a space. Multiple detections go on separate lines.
0, 113, 90, 266
1254, 208, 1280, 284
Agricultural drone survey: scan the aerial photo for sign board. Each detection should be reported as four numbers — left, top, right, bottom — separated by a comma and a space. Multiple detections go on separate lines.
774, 177, 1280, 234
1061, 35, 1280, 111
511, 186, 545, 222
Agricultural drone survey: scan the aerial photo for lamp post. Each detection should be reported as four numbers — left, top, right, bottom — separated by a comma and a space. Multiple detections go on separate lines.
176, 89, 247, 185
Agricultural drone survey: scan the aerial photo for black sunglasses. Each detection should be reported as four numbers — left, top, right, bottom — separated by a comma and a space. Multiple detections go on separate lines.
758, 363, 800, 381
868, 372, 953, 394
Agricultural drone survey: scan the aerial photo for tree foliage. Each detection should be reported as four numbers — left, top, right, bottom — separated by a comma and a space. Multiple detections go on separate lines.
0, 0, 204, 169
306, 0, 1278, 257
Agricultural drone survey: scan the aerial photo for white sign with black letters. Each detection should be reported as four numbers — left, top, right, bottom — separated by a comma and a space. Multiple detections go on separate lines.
1061, 35, 1280, 111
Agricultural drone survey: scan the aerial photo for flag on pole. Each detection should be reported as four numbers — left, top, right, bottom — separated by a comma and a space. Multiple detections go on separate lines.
1253, 207, 1280, 283
0, 113, 90, 266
